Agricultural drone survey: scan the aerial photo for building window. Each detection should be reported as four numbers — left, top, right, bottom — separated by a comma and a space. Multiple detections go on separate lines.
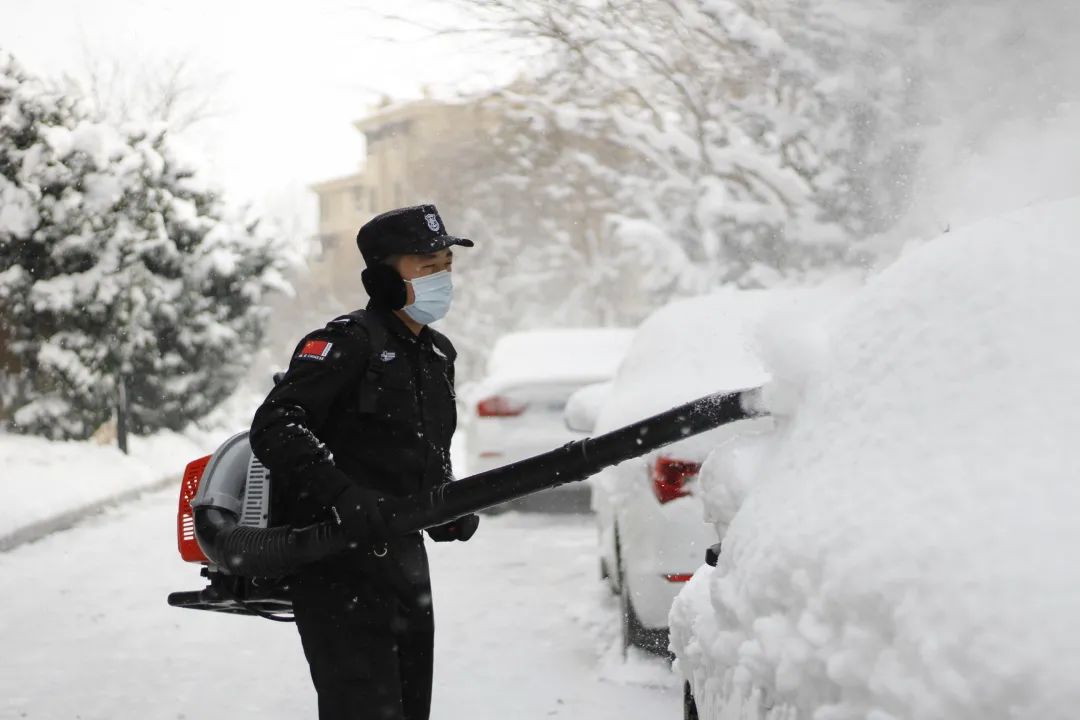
352, 187, 366, 212
370, 189, 378, 211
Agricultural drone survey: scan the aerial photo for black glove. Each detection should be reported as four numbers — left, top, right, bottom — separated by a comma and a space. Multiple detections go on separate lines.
426, 513, 479, 542
330, 484, 389, 546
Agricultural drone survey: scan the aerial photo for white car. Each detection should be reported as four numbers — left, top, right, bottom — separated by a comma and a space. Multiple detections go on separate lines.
463, 328, 633, 510
579, 289, 795, 652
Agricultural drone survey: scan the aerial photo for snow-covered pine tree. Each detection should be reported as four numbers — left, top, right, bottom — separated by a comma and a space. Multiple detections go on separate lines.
110, 130, 286, 434
0, 52, 120, 437
148, 148, 285, 439
0, 51, 284, 439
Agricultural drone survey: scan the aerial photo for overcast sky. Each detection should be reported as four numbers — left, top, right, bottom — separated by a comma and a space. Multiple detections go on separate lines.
2, 0, 519, 232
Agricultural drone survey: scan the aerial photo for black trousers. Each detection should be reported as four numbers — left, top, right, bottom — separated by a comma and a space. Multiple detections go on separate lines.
295, 608, 433, 720
292, 534, 436, 720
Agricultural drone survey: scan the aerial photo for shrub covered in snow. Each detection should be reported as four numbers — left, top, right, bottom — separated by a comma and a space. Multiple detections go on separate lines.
452, 0, 911, 288
671, 197, 1080, 719
0, 52, 286, 439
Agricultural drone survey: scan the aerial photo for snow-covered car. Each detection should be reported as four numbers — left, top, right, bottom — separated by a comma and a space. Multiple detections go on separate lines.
463, 328, 633, 510
582, 289, 829, 652
671, 197, 1080, 720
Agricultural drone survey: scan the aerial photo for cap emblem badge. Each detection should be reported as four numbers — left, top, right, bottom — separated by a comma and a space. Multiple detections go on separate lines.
424, 213, 441, 232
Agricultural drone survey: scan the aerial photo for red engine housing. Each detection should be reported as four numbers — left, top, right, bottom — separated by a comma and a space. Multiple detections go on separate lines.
177, 455, 212, 563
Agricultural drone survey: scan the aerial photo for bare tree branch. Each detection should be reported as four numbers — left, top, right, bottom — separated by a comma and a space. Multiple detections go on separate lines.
66, 41, 227, 133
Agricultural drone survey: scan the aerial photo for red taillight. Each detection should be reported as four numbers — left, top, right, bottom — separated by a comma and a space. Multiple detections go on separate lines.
651, 456, 700, 504
177, 455, 212, 563
664, 574, 694, 583
476, 395, 526, 417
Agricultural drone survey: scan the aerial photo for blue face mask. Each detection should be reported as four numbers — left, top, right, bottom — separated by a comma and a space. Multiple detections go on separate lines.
403, 270, 453, 325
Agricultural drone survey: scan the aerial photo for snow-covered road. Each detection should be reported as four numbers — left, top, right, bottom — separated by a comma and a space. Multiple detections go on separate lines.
0, 489, 679, 719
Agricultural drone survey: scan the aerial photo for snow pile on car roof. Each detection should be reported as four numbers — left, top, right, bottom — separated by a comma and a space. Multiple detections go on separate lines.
595, 288, 850, 430
596, 290, 770, 430
478, 328, 634, 392
671, 196, 1080, 719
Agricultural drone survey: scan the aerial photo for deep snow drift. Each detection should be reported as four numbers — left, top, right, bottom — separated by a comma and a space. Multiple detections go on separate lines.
671, 197, 1080, 719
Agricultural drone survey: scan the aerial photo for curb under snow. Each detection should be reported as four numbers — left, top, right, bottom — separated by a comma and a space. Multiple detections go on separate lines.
0, 472, 177, 552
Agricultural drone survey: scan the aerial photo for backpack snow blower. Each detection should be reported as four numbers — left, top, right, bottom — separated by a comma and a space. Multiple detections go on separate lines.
167, 388, 764, 621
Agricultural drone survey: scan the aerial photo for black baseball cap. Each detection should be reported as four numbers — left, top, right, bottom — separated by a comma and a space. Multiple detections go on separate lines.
356, 204, 474, 265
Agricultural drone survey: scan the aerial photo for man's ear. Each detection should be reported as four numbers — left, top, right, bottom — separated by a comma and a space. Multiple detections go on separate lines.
361, 264, 408, 309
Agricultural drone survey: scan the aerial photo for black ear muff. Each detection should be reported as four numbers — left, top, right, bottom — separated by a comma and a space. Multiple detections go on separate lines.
361, 264, 408, 310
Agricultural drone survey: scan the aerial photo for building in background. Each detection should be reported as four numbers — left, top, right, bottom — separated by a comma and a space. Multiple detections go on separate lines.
309, 171, 368, 301
310, 98, 489, 302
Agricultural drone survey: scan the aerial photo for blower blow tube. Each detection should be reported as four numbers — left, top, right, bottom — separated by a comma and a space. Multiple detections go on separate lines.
192, 388, 763, 578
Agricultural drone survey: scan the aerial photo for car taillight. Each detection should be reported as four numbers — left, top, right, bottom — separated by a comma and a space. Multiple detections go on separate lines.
651, 456, 700, 504
664, 574, 694, 583
476, 395, 527, 417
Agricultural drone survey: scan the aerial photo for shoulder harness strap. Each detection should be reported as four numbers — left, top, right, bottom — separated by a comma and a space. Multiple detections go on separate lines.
329, 310, 388, 413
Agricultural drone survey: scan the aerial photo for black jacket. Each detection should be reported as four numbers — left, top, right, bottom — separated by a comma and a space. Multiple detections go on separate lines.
249, 304, 458, 624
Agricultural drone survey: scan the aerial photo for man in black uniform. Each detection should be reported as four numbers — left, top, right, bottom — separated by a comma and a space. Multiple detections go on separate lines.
249, 205, 479, 720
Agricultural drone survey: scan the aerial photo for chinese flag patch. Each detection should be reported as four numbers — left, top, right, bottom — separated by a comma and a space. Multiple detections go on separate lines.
297, 339, 333, 361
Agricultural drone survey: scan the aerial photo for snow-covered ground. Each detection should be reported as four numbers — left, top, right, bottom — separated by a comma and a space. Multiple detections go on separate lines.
671, 196, 1080, 719
0, 489, 678, 719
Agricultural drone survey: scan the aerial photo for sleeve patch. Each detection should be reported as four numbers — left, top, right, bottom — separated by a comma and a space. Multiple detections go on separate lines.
297, 339, 333, 361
